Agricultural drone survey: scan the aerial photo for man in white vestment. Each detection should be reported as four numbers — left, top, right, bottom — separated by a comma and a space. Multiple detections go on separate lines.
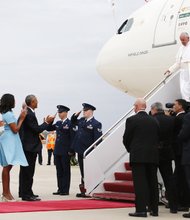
165, 32, 190, 102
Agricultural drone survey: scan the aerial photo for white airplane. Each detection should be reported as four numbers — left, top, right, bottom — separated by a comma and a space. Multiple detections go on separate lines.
96, 0, 190, 97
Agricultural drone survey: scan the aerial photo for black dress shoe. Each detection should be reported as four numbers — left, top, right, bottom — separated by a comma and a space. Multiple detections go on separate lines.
183, 212, 190, 218
22, 196, 41, 201
170, 209, 178, 214
52, 191, 60, 195
150, 211, 158, 216
76, 193, 91, 198
178, 207, 189, 212
20, 194, 39, 198
128, 212, 147, 217
31, 194, 39, 198
60, 192, 69, 196
31, 196, 41, 201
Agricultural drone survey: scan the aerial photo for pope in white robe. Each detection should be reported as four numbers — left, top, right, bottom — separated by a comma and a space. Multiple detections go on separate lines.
166, 32, 190, 102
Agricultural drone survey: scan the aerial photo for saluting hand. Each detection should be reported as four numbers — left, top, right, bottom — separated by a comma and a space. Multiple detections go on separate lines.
75, 111, 81, 117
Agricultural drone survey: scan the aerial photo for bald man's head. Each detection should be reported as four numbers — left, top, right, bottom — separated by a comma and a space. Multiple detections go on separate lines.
134, 98, 146, 113
180, 32, 189, 46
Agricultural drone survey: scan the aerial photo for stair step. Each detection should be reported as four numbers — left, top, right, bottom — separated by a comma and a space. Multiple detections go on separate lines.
115, 172, 133, 181
104, 181, 134, 193
93, 192, 135, 201
124, 162, 132, 171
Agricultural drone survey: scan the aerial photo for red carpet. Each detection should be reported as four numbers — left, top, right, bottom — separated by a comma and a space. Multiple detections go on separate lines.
0, 199, 134, 213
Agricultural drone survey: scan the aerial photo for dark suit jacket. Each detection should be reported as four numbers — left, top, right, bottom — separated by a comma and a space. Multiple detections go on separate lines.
20, 108, 49, 152
153, 112, 174, 161
123, 111, 159, 164
173, 112, 186, 156
178, 112, 190, 165
71, 114, 102, 155
47, 118, 74, 155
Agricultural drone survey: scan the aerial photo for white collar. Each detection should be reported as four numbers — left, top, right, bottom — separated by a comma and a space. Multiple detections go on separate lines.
62, 118, 67, 123
176, 111, 185, 116
136, 110, 146, 114
86, 116, 93, 122
28, 107, 35, 113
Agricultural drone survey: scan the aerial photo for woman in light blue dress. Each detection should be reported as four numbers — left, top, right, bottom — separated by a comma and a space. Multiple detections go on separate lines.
0, 94, 28, 201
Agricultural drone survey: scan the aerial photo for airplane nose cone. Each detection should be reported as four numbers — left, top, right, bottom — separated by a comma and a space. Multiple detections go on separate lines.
96, 35, 120, 82
96, 35, 130, 92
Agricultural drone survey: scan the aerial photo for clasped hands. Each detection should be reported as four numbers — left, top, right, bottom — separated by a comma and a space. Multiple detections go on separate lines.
44, 115, 56, 124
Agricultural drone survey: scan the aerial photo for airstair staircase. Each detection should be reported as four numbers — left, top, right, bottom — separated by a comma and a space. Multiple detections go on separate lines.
84, 72, 181, 201
93, 162, 135, 201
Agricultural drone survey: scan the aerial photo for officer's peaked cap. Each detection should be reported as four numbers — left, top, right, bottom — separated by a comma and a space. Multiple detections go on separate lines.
82, 103, 96, 111
57, 105, 70, 113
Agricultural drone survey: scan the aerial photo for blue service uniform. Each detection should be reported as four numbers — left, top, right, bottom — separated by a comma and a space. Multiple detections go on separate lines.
48, 118, 74, 194
71, 114, 102, 184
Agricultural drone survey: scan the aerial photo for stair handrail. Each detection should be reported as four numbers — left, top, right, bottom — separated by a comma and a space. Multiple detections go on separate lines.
83, 72, 178, 158
143, 72, 178, 101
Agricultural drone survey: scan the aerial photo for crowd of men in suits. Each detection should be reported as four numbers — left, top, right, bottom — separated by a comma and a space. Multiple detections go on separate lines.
18, 94, 102, 201
123, 98, 190, 218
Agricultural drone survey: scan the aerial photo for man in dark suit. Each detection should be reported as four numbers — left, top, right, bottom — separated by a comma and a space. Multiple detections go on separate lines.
48, 105, 75, 196
123, 98, 159, 217
19, 95, 54, 201
172, 99, 190, 211
71, 103, 102, 198
179, 112, 190, 218
151, 102, 177, 213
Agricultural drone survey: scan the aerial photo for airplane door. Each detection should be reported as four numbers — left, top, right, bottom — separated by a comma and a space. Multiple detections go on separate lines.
153, 0, 184, 48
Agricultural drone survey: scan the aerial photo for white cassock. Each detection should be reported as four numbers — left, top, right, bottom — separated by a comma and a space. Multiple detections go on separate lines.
169, 42, 190, 101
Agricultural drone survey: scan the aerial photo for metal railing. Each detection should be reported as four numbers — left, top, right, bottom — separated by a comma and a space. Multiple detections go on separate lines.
83, 72, 178, 158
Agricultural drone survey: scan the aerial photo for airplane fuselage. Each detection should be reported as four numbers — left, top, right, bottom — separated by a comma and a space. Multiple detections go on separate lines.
96, 0, 190, 97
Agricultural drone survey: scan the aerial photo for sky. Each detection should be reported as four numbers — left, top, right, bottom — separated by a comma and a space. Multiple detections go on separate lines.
0, 0, 145, 130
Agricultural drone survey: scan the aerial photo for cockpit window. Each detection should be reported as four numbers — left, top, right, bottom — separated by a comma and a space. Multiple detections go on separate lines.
117, 18, 134, 34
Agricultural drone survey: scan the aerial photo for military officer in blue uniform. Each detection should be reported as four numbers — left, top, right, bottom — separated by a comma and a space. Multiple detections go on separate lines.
71, 103, 102, 197
48, 105, 74, 196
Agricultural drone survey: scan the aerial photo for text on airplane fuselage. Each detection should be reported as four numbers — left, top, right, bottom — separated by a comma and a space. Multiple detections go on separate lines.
128, 50, 149, 57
